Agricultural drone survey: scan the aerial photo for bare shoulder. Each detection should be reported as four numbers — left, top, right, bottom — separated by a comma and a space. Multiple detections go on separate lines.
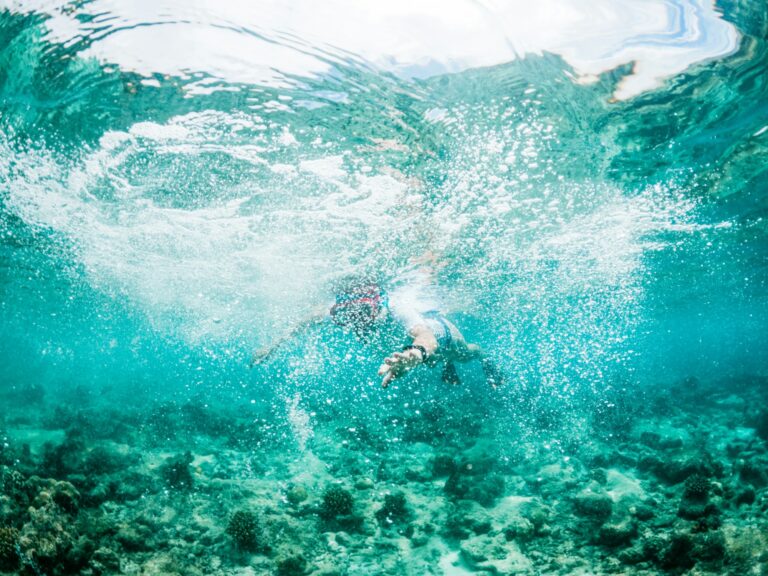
408, 323, 434, 338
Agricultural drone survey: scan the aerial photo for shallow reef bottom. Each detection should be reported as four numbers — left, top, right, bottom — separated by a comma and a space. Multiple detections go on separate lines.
1, 375, 768, 576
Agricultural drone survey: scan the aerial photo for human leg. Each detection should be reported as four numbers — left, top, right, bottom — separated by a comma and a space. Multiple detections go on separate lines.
450, 340, 503, 389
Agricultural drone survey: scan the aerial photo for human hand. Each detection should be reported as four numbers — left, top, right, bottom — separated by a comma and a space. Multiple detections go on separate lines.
378, 349, 423, 388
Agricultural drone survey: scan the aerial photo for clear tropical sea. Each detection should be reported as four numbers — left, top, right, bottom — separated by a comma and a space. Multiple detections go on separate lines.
1, 1, 767, 574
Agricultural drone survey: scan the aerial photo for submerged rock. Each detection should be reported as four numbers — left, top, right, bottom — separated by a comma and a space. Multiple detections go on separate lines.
354, 477, 374, 491
459, 533, 532, 574
572, 491, 613, 523
115, 524, 154, 552
737, 458, 767, 486
629, 503, 655, 521
752, 409, 768, 441
677, 476, 720, 522
49, 480, 80, 513
639, 431, 663, 449
639, 456, 715, 485
630, 529, 726, 572
276, 553, 308, 576
83, 445, 137, 476
639, 431, 684, 450
40, 430, 86, 480
659, 533, 696, 570
597, 520, 637, 547
375, 492, 411, 525
444, 470, 505, 507
159, 451, 195, 490
692, 531, 726, 564
502, 515, 535, 542
431, 454, 457, 478
734, 487, 756, 506
444, 501, 492, 539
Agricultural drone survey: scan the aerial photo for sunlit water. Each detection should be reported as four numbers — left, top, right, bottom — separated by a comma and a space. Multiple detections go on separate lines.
2, 0, 765, 399
1, 0, 767, 573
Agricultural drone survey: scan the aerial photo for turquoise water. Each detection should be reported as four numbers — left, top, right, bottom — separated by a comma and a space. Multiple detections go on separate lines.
1, 1, 767, 574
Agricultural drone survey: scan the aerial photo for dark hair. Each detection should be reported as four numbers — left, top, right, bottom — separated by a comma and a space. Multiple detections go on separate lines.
333, 274, 382, 299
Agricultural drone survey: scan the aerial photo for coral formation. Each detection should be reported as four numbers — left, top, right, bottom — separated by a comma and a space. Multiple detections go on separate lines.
319, 486, 354, 519
683, 473, 711, 500
226, 510, 263, 553
276, 554, 308, 576
286, 484, 308, 505
0, 527, 19, 572
159, 451, 195, 490
430, 454, 456, 477
41, 430, 86, 479
753, 409, 768, 441
17, 498, 89, 575
738, 459, 767, 486
375, 492, 411, 524
597, 521, 637, 547
444, 470, 505, 506
660, 533, 696, 570
735, 487, 756, 506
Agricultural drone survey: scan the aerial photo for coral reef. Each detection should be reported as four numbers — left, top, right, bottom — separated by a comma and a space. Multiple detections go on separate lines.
0, 373, 765, 575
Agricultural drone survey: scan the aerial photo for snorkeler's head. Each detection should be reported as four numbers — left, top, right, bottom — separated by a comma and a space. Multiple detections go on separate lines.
330, 275, 386, 336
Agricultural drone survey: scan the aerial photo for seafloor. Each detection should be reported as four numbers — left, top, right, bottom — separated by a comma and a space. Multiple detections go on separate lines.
1, 374, 767, 576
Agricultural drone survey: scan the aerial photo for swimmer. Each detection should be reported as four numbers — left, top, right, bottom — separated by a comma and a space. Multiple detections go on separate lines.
251, 273, 504, 389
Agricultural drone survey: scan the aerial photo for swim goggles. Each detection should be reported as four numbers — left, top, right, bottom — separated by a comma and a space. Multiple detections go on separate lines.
330, 287, 386, 327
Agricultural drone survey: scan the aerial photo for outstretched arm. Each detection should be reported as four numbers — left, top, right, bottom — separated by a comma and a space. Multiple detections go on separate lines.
250, 306, 328, 366
378, 324, 438, 388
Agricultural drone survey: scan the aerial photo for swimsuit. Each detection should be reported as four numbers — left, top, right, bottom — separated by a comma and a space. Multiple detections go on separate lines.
422, 311, 454, 351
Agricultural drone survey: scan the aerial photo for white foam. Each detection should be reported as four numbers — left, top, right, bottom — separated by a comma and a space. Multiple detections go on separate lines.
1, 112, 422, 347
